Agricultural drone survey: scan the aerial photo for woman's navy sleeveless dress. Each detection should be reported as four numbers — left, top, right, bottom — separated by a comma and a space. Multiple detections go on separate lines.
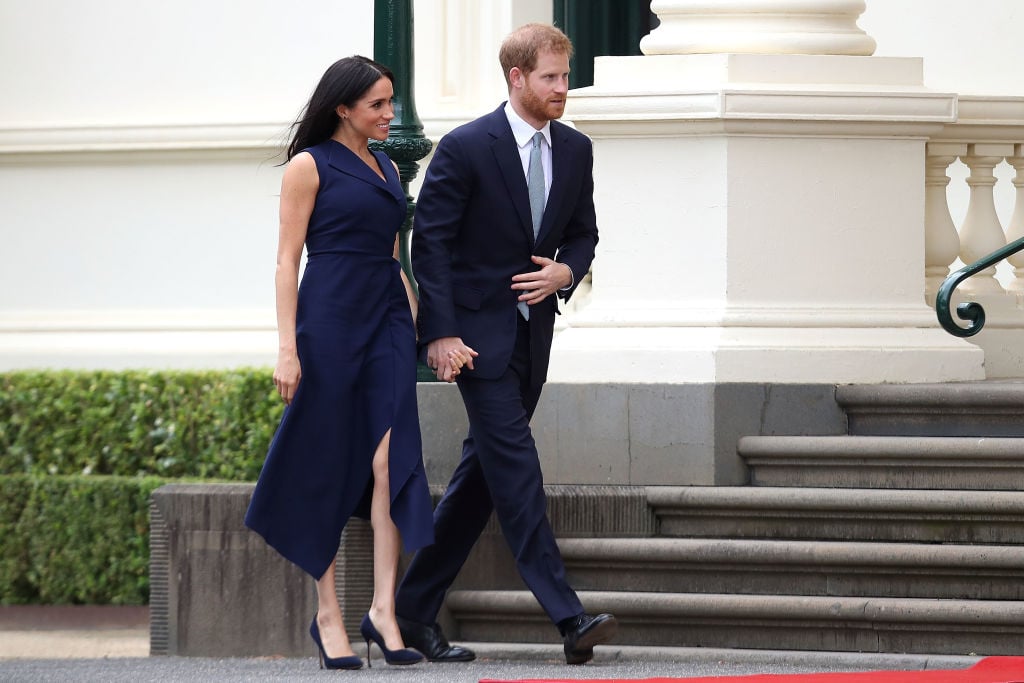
245, 139, 433, 580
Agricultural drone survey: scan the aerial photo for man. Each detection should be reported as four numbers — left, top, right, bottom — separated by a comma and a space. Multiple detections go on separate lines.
394, 23, 614, 666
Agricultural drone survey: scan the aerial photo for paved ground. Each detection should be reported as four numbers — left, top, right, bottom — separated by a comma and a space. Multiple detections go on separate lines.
0, 606, 982, 682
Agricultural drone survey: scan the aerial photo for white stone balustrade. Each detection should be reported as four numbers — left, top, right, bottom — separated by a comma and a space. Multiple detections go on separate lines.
925, 142, 1024, 298
927, 97, 1024, 376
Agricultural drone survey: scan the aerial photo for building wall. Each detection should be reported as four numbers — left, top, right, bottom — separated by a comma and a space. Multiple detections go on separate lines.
861, 0, 1024, 97
0, 0, 1020, 369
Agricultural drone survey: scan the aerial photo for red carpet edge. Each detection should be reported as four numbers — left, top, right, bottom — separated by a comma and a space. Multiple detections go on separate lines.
479, 655, 1024, 683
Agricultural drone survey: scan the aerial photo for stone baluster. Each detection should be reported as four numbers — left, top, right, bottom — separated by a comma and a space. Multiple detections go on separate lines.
1005, 146, 1024, 292
924, 144, 965, 304
641, 0, 877, 56
958, 145, 1012, 294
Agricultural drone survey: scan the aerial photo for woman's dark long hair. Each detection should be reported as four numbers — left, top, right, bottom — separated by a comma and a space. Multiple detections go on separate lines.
284, 56, 394, 161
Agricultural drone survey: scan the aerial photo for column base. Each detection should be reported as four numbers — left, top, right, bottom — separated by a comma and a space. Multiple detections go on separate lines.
548, 324, 985, 384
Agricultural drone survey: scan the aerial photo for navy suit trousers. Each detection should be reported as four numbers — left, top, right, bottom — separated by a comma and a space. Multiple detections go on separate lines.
395, 315, 583, 626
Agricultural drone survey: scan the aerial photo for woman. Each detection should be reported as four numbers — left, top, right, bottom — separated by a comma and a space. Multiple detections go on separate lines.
245, 56, 459, 670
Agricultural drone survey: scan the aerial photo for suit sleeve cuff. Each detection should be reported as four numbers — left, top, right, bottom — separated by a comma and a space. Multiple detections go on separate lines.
557, 262, 575, 292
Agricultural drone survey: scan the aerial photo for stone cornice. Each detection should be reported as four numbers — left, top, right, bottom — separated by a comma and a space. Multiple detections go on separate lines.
0, 310, 275, 332
566, 54, 957, 138
563, 303, 942, 329
0, 122, 289, 156
566, 88, 956, 138
931, 95, 1024, 144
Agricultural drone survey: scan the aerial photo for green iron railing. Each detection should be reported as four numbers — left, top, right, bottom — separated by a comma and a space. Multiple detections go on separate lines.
935, 236, 1024, 337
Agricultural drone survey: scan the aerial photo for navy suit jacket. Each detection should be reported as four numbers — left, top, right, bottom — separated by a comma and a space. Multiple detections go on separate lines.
412, 104, 599, 385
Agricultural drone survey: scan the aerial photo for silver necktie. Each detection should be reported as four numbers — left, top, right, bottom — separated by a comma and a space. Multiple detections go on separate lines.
520, 132, 545, 320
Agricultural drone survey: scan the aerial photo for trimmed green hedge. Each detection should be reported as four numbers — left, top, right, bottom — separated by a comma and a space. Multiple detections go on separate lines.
1, 475, 169, 604
0, 369, 282, 480
0, 369, 284, 604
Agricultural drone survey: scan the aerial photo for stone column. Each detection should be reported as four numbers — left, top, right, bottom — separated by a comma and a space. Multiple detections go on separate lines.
551, 0, 984, 385
640, 0, 877, 56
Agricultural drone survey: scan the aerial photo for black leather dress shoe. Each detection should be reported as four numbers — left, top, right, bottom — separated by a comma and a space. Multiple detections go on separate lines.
561, 612, 618, 665
396, 615, 476, 662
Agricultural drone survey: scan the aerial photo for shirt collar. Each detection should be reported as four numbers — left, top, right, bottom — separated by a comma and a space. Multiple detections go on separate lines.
504, 101, 551, 149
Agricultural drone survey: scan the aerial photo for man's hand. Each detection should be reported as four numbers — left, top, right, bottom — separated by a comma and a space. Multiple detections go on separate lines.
426, 336, 479, 383
511, 256, 573, 307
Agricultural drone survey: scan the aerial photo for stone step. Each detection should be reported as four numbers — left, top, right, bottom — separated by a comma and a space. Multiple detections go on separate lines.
645, 486, 1024, 543
738, 435, 1024, 490
447, 590, 1024, 655
837, 382, 1024, 437
480, 484, 658, 537
558, 538, 1024, 600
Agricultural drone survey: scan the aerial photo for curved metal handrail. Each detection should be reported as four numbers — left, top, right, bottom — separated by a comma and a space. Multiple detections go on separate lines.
935, 235, 1024, 337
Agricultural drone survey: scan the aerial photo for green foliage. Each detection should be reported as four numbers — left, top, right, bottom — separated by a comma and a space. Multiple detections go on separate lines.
0, 369, 282, 480
0, 475, 33, 603
1, 475, 168, 605
0, 369, 284, 604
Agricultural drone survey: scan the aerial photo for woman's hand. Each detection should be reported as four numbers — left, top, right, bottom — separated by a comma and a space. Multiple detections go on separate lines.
445, 345, 479, 380
426, 337, 478, 383
274, 351, 302, 404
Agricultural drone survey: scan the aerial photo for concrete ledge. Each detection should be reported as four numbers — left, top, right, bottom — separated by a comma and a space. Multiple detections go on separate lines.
740, 435, 1024, 490
448, 590, 1024, 655
149, 482, 656, 656
149, 483, 373, 657
559, 538, 1024, 599
838, 381, 1024, 437
417, 382, 845, 486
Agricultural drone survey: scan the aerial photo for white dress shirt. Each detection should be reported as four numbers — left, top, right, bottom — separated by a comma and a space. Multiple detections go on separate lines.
504, 102, 552, 204
503, 101, 574, 294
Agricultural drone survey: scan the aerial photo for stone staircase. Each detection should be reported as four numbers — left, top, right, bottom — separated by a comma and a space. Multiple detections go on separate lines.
444, 382, 1024, 655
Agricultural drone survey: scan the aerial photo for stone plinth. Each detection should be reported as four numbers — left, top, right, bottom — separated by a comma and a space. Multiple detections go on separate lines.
554, 53, 984, 384
149, 483, 373, 657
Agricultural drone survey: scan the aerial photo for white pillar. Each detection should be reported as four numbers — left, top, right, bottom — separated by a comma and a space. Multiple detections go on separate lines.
552, 2, 984, 384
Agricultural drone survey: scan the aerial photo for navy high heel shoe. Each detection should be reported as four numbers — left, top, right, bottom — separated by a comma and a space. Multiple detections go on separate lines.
359, 613, 424, 667
309, 616, 363, 670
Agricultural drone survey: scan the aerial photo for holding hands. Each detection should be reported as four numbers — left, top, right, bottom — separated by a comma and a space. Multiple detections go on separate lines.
426, 337, 478, 383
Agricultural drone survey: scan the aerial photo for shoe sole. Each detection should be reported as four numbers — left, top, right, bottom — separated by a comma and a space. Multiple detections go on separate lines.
575, 616, 619, 651
426, 654, 476, 663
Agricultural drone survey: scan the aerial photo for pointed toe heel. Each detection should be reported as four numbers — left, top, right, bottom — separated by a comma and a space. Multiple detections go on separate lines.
309, 616, 363, 670
359, 613, 424, 666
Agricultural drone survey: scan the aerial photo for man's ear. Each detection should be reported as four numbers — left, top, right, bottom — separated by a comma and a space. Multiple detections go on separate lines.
508, 66, 524, 90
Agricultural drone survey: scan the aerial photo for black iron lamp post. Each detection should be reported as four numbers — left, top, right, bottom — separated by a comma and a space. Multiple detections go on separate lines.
370, 0, 433, 292
371, 0, 435, 380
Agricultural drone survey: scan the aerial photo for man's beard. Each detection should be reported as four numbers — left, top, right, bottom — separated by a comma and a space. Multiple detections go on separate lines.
521, 83, 564, 122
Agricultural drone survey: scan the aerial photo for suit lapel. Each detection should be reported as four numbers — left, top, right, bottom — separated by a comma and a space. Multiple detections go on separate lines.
537, 122, 570, 246
488, 111, 536, 248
